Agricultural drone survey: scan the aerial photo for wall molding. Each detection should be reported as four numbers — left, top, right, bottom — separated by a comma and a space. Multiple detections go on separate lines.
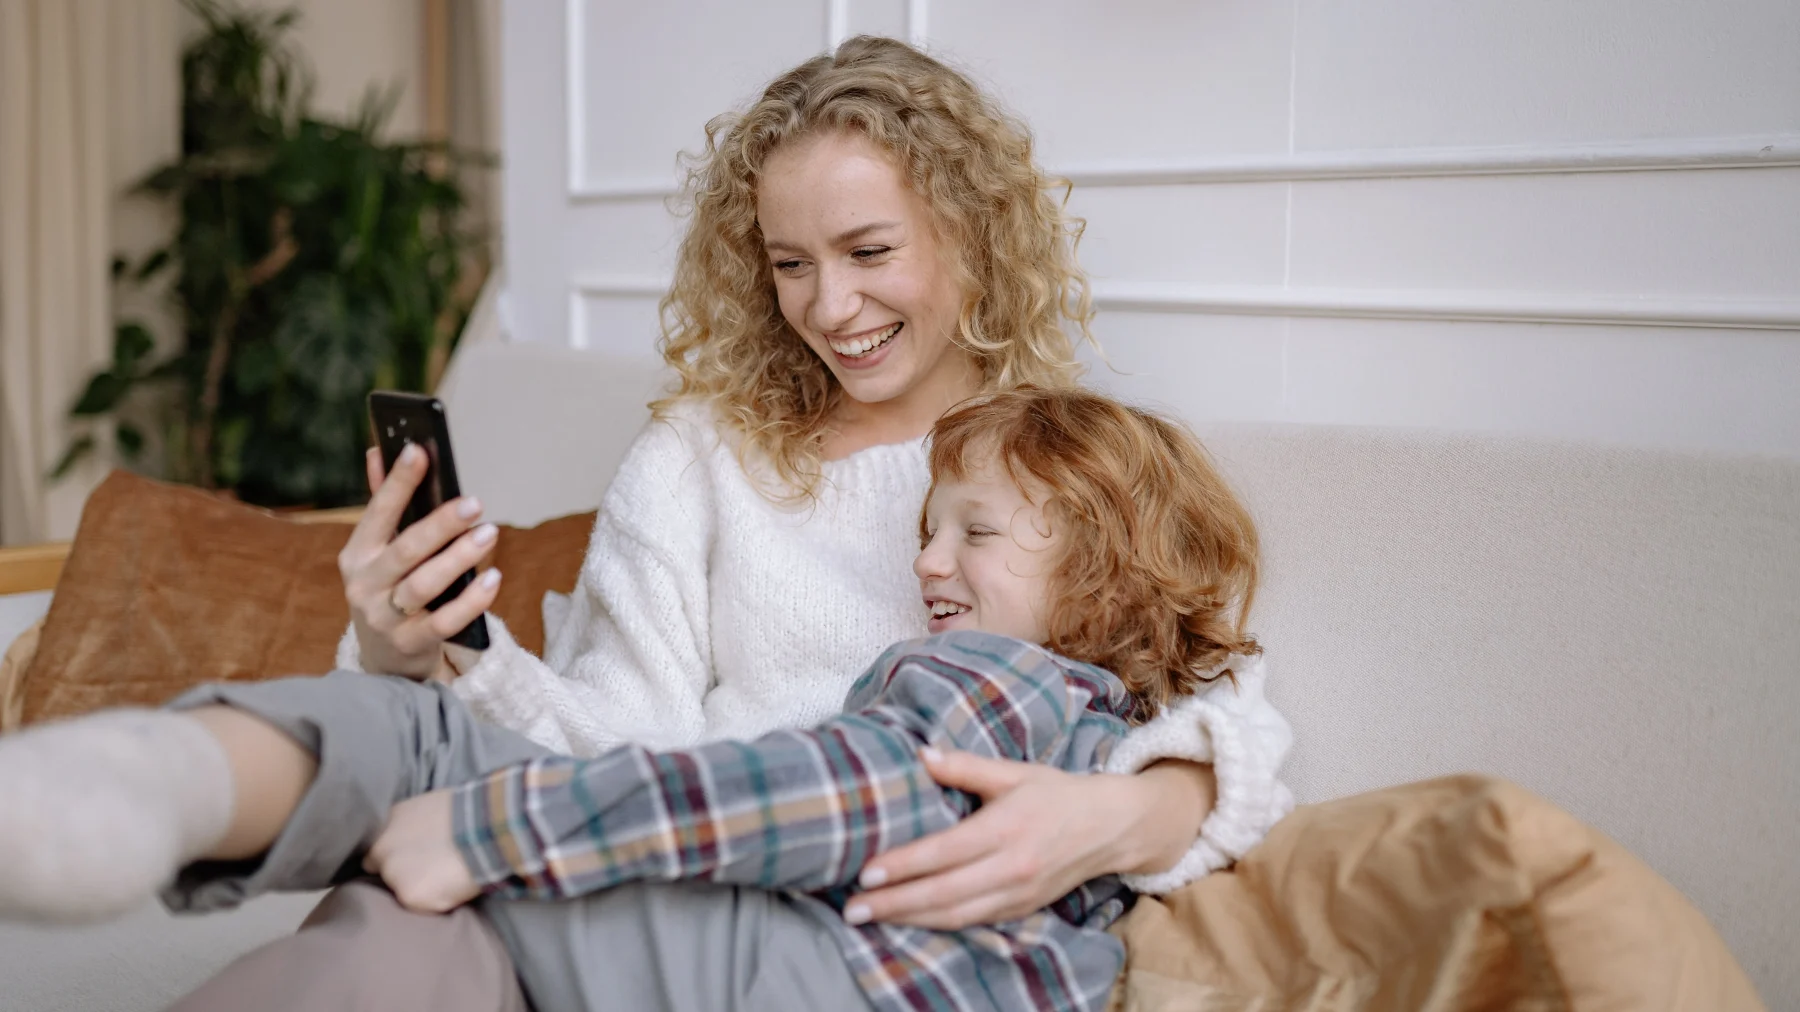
908, 0, 929, 47
827, 0, 848, 48
573, 274, 1800, 333
568, 132, 1800, 203
1058, 134, 1800, 188
1089, 282, 1800, 331
564, 0, 602, 197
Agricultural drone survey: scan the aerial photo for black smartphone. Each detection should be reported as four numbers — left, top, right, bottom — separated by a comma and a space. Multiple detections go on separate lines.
367, 391, 491, 651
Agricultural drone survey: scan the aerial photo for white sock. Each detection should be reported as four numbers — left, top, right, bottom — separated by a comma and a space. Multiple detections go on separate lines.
0, 709, 235, 924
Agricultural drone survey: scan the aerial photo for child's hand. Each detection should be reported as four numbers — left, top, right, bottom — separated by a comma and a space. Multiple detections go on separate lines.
364, 789, 481, 913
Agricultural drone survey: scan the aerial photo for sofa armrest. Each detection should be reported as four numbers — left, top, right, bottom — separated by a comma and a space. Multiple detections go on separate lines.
0, 543, 69, 596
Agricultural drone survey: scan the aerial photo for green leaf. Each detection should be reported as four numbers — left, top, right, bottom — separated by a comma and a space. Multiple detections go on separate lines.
114, 323, 157, 372
71, 371, 129, 416
216, 415, 250, 489
146, 356, 190, 381
49, 435, 97, 480
116, 422, 146, 459
135, 163, 189, 195
111, 256, 129, 280
133, 249, 173, 282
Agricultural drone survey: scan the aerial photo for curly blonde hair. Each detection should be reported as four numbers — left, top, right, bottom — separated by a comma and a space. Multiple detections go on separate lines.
654, 35, 1095, 499
925, 387, 1261, 721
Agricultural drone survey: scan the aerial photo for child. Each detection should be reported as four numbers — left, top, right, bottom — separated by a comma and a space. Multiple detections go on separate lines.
0, 387, 1286, 1012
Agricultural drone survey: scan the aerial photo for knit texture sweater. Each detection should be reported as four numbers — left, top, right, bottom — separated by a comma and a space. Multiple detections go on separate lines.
339, 398, 1292, 891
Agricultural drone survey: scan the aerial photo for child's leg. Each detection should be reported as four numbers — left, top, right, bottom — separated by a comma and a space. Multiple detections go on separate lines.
482, 881, 872, 1012
0, 707, 239, 923
186, 706, 318, 859
0, 670, 546, 924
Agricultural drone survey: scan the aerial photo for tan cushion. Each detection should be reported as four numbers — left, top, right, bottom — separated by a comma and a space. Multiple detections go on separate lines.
0, 617, 42, 731
1112, 775, 1765, 1012
20, 470, 595, 726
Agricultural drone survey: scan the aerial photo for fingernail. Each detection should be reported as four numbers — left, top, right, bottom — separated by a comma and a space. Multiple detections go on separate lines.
480, 569, 502, 589
400, 443, 422, 464
920, 746, 943, 763
843, 903, 871, 926
859, 867, 888, 889
472, 523, 497, 546
457, 497, 482, 519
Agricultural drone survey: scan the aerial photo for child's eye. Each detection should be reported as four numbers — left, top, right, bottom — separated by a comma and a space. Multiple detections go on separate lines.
965, 526, 995, 541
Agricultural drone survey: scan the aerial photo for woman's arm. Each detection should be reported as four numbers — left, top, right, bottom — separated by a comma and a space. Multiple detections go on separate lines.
339, 413, 720, 756
851, 654, 1290, 928
444, 634, 1124, 901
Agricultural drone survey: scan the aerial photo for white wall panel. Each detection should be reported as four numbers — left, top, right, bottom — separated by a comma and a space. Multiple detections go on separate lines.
1293, 0, 1800, 150
568, 0, 824, 196
1080, 314, 1290, 423
1288, 167, 1800, 298
930, 0, 1295, 165
1281, 318, 1800, 456
573, 292, 663, 359
565, 200, 686, 279
504, 0, 1800, 459
1066, 183, 1288, 288
844, 0, 908, 40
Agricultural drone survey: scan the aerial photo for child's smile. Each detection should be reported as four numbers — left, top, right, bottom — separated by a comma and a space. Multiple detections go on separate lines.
915, 458, 1056, 643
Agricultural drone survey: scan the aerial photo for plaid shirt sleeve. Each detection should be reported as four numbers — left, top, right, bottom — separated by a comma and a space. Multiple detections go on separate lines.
451, 630, 1130, 900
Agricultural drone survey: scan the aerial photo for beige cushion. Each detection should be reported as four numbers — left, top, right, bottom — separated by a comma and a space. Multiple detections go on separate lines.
0, 616, 41, 731
1113, 776, 1765, 1011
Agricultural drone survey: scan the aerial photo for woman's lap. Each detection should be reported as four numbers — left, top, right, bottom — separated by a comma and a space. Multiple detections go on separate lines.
167, 879, 526, 1012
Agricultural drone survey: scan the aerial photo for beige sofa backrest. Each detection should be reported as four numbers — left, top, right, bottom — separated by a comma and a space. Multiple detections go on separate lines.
1194, 423, 1798, 1002
441, 341, 1799, 1004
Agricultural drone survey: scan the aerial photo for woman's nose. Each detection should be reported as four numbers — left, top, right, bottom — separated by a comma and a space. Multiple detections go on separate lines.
810, 262, 861, 333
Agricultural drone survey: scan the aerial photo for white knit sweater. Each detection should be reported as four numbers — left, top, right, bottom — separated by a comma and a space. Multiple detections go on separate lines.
339, 398, 1293, 892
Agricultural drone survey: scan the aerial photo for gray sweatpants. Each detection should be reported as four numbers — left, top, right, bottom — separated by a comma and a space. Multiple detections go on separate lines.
163, 671, 872, 1012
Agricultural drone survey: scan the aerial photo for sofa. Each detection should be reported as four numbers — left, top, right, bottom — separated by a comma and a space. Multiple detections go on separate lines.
0, 337, 1792, 1010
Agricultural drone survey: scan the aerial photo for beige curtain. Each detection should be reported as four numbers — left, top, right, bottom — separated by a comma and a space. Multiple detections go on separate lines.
0, 0, 180, 545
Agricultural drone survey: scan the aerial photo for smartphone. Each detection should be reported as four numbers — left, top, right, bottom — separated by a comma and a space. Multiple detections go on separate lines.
366, 391, 491, 651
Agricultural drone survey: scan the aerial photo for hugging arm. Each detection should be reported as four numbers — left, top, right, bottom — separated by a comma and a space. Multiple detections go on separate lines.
449, 632, 1126, 900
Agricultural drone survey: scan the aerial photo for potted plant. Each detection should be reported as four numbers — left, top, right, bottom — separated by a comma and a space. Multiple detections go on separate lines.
57, 0, 487, 509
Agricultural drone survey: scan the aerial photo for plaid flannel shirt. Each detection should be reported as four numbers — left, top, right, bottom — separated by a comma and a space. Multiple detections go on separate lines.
452, 630, 1140, 1012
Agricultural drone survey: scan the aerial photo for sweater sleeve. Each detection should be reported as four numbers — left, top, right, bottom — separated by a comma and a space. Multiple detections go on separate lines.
336, 410, 719, 756
1101, 653, 1293, 894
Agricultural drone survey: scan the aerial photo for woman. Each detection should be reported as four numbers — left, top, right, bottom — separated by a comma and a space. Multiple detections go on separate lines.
173, 36, 1290, 1010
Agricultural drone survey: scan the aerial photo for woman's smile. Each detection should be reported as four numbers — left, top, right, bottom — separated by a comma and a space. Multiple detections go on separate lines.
826, 322, 903, 368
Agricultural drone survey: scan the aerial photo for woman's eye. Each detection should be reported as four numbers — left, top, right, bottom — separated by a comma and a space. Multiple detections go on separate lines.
851, 246, 892, 262
773, 259, 805, 274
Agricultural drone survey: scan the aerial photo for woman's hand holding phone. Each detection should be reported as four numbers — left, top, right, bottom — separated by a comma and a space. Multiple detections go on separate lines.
338, 444, 504, 680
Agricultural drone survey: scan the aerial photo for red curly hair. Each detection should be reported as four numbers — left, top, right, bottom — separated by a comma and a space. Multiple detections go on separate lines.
924, 387, 1261, 719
